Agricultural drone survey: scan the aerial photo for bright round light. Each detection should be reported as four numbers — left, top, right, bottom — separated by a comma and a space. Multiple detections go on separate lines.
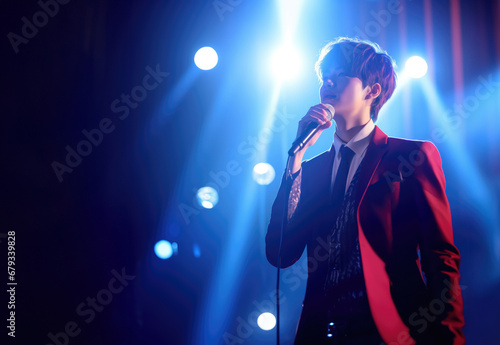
253, 163, 276, 185
270, 47, 302, 80
405, 56, 428, 79
194, 47, 218, 70
193, 243, 201, 258
257, 312, 276, 331
154, 240, 173, 259
196, 186, 219, 209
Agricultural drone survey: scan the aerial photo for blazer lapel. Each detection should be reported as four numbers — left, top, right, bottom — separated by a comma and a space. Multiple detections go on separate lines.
354, 125, 389, 206
313, 144, 336, 216
354, 126, 415, 344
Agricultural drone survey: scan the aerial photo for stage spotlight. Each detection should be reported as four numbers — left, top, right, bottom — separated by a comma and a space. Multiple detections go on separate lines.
154, 240, 173, 259
196, 186, 219, 209
270, 46, 302, 81
194, 47, 218, 70
257, 312, 276, 331
253, 163, 276, 185
405, 56, 428, 79
193, 243, 201, 258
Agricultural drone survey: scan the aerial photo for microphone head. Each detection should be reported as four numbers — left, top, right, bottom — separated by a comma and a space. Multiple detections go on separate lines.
324, 104, 335, 121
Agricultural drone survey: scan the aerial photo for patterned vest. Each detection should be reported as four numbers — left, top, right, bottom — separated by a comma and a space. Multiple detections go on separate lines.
323, 161, 372, 319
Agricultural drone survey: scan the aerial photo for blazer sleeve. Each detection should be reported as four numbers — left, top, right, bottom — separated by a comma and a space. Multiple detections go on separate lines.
410, 141, 465, 345
265, 170, 308, 268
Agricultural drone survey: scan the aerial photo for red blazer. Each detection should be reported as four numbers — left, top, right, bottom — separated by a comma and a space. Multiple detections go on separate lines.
266, 126, 465, 345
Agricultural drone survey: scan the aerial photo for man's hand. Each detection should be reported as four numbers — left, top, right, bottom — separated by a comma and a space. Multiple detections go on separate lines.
288, 104, 333, 174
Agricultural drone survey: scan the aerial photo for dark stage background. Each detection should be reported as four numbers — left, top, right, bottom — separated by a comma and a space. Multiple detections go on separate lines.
1, 0, 499, 344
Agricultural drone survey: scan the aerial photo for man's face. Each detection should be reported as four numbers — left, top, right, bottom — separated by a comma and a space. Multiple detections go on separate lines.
319, 65, 369, 121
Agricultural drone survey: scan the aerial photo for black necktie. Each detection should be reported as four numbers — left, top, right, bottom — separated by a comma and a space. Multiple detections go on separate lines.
331, 145, 355, 208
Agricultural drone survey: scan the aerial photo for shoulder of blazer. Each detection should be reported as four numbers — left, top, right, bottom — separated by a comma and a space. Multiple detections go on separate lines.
301, 148, 334, 172
385, 136, 439, 157
370, 125, 435, 154
378, 137, 443, 184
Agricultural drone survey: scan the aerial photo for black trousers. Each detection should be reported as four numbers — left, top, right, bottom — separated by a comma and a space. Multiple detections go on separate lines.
329, 332, 385, 345
294, 322, 385, 345
294, 303, 386, 345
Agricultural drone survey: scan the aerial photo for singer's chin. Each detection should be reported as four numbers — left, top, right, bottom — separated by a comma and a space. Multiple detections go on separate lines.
321, 97, 336, 104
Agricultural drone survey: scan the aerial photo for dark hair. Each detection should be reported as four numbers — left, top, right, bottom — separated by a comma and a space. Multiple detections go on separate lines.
315, 37, 397, 122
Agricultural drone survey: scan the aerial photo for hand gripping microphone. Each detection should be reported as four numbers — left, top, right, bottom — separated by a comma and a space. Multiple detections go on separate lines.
288, 104, 335, 156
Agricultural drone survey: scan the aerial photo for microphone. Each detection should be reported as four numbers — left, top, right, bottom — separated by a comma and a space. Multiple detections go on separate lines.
288, 104, 335, 156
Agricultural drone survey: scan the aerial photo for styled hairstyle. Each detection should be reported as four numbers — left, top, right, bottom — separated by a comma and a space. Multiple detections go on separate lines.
315, 37, 397, 122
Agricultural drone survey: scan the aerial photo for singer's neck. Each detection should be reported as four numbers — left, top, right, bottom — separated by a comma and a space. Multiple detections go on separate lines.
334, 116, 371, 143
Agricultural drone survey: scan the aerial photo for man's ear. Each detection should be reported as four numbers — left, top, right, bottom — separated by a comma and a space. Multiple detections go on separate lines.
365, 83, 382, 100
